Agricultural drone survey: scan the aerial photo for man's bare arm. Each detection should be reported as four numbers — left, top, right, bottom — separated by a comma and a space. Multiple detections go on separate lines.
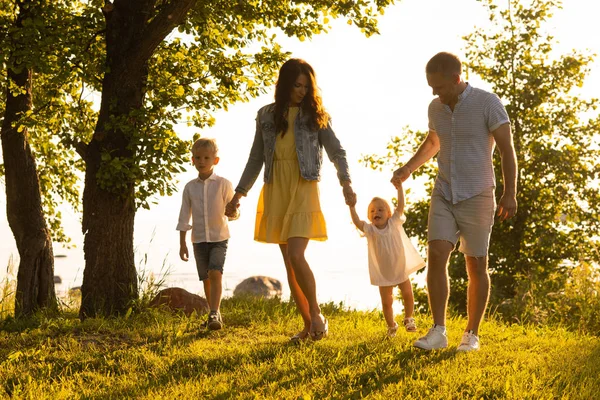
392, 130, 441, 184
492, 123, 518, 220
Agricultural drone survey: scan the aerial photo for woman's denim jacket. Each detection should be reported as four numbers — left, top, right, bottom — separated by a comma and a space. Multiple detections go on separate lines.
235, 103, 351, 195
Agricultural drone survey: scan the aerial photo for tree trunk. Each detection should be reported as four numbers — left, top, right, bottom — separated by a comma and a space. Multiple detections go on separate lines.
79, 142, 138, 317
78, 0, 196, 318
0, 3, 57, 317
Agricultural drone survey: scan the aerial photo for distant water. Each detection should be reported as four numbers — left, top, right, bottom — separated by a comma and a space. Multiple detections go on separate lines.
3, 236, 424, 315
47, 241, 403, 312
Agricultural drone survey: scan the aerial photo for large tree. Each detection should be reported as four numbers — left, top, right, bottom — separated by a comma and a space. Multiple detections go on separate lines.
0, 0, 57, 317
0, 0, 94, 316
68, 0, 394, 317
1, 0, 99, 316
362, 0, 600, 318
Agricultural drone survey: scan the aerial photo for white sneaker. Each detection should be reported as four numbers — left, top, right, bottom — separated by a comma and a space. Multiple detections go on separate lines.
413, 325, 448, 350
456, 331, 480, 352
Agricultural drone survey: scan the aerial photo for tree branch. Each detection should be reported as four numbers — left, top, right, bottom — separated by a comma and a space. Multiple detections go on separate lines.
121, 0, 196, 80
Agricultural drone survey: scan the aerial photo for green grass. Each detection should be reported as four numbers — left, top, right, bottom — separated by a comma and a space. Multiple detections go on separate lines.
0, 297, 598, 399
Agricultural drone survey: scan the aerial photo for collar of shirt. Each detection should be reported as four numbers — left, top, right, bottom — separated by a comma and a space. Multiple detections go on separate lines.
196, 172, 218, 183
457, 83, 473, 103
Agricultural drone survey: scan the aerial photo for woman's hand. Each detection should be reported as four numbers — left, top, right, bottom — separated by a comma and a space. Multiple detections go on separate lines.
225, 193, 242, 218
342, 182, 356, 206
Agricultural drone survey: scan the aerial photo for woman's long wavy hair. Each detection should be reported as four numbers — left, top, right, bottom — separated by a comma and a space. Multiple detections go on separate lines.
274, 58, 329, 136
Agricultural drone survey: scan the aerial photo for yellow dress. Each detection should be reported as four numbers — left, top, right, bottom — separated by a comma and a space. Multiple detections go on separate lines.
254, 107, 327, 243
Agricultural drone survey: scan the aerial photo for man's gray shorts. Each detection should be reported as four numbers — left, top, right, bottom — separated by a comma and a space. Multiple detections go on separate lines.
192, 240, 228, 280
427, 188, 496, 257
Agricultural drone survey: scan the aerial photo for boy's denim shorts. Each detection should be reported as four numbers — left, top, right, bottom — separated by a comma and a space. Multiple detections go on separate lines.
192, 240, 228, 281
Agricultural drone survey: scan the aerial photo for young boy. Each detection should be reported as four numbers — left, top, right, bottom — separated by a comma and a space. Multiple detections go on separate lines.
177, 138, 238, 330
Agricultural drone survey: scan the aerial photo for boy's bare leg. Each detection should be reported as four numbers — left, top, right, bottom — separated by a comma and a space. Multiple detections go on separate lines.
279, 244, 311, 335
465, 255, 490, 335
398, 279, 415, 319
207, 270, 222, 312
202, 279, 212, 310
427, 240, 453, 326
379, 286, 396, 327
286, 237, 326, 330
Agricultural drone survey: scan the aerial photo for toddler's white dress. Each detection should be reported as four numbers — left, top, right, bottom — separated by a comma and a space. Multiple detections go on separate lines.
363, 210, 425, 286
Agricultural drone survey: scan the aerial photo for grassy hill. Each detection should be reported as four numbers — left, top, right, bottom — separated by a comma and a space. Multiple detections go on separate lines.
0, 297, 598, 399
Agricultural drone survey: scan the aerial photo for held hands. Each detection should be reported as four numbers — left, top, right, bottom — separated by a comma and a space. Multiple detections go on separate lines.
497, 192, 517, 221
391, 176, 403, 190
391, 165, 411, 188
342, 182, 356, 207
225, 196, 241, 218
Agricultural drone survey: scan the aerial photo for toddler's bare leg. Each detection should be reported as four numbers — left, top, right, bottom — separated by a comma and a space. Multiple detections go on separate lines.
379, 286, 396, 327
398, 279, 415, 318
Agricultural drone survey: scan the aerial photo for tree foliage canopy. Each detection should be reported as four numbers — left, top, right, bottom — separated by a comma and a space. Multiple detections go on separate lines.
0, 0, 99, 243
0, 0, 394, 233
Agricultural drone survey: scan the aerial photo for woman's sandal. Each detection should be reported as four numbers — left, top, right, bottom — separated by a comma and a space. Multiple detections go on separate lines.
309, 317, 329, 341
290, 331, 310, 342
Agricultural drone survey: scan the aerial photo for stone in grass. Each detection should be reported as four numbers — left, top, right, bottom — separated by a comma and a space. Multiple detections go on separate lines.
233, 276, 282, 299
149, 287, 209, 316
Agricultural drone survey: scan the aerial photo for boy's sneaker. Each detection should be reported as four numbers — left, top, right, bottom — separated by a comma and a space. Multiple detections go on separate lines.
457, 331, 480, 352
207, 311, 223, 331
403, 317, 417, 332
387, 323, 399, 338
413, 325, 448, 350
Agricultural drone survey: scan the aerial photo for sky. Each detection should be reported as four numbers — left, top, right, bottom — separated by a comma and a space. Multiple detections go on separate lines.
1, 0, 599, 310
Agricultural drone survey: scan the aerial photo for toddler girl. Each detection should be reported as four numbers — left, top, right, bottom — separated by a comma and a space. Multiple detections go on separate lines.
348, 181, 425, 337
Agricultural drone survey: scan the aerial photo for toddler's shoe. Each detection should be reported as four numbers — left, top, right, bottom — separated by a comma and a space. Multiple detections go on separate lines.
387, 322, 399, 338
207, 311, 223, 331
456, 331, 480, 352
413, 325, 448, 350
403, 317, 417, 332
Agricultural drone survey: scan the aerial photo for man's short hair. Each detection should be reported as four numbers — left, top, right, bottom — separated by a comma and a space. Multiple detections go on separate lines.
192, 137, 218, 155
426, 52, 462, 76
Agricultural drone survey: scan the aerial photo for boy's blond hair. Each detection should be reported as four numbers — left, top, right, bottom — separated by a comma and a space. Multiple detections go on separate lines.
192, 137, 218, 155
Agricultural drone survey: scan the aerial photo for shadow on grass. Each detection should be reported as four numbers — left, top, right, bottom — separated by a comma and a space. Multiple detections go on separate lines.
3, 300, 599, 399
90, 333, 460, 399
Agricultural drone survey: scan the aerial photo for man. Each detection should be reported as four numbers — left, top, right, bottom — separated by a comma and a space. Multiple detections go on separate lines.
392, 52, 518, 351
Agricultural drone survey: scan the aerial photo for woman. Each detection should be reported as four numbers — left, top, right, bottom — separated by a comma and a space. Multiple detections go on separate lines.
226, 58, 355, 341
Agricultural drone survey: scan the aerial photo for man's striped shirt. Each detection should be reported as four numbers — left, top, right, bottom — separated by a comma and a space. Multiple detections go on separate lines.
428, 84, 510, 204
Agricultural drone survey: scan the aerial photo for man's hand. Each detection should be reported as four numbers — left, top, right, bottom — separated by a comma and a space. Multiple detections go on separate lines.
392, 177, 404, 190
497, 193, 517, 221
179, 244, 189, 262
391, 165, 411, 187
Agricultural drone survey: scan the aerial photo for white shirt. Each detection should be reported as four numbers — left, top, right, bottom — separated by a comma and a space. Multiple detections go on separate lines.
363, 211, 425, 286
176, 173, 235, 243
428, 84, 510, 204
